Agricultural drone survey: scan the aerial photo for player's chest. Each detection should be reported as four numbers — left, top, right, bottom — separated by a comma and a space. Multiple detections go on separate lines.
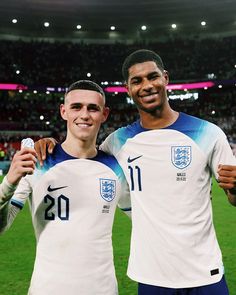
29, 161, 120, 219
117, 131, 208, 189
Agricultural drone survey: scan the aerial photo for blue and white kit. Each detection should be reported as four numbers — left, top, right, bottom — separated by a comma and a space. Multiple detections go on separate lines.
100, 112, 236, 288
0, 144, 131, 295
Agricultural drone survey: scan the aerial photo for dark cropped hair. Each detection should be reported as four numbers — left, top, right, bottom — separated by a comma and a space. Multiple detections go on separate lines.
65, 80, 105, 99
122, 49, 165, 82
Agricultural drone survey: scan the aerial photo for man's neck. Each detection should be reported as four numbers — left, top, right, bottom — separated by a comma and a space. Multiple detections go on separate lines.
61, 139, 97, 159
140, 108, 179, 129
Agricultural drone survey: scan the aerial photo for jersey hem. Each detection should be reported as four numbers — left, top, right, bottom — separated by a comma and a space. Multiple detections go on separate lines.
127, 272, 223, 288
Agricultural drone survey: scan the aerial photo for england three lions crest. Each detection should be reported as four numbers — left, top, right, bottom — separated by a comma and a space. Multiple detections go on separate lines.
100, 178, 116, 202
171, 146, 192, 169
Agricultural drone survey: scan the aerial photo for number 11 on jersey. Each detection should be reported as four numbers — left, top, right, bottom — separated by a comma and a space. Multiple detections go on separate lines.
128, 165, 142, 191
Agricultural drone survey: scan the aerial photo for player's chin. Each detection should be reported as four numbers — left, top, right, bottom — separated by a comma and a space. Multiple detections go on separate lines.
140, 103, 161, 113
78, 131, 95, 141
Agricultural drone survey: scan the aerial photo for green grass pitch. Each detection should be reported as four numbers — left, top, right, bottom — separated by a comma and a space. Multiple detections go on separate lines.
0, 175, 235, 294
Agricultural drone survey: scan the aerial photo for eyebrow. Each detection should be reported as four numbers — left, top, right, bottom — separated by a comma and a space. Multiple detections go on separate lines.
69, 102, 102, 109
130, 71, 160, 81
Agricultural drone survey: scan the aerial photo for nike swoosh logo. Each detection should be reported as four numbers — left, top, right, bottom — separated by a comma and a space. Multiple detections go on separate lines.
127, 155, 143, 163
47, 185, 68, 192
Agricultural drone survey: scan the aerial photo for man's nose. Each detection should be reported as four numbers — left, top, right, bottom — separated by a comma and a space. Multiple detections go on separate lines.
142, 79, 153, 91
80, 107, 90, 119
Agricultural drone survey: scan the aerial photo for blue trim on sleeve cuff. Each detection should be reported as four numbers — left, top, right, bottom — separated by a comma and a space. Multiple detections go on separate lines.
10, 200, 24, 210
120, 207, 132, 212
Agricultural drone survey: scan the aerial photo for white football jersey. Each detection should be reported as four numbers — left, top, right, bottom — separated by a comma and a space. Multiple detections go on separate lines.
100, 112, 236, 288
0, 145, 131, 295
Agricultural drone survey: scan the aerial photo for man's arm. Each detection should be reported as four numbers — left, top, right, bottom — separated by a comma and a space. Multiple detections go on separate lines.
0, 148, 37, 233
0, 177, 21, 233
117, 174, 132, 218
6, 147, 37, 185
218, 164, 236, 206
34, 138, 57, 166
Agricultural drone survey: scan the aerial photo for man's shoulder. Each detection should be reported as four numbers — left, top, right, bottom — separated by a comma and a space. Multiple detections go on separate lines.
44, 144, 76, 169
178, 112, 223, 133
106, 120, 144, 141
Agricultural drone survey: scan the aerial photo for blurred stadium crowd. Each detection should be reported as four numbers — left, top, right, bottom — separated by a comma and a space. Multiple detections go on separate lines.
0, 36, 236, 84
0, 36, 236, 161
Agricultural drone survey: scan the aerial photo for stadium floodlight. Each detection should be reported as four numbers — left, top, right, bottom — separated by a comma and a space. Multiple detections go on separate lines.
44, 22, 50, 27
16, 70, 20, 74
110, 26, 116, 31
40, 115, 44, 120
171, 24, 177, 29
141, 25, 147, 31
201, 21, 206, 26
76, 25, 82, 30
87, 72, 91, 77
12, 19, 17, 24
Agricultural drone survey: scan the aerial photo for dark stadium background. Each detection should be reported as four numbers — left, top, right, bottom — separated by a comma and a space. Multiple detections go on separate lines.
0, 0, 235, 164
0, 1, 235, 294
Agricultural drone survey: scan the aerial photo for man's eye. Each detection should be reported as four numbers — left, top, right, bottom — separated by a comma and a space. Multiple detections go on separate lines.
89, 107, 99, 111
148, 74, 158, 80
151, 74, 161, 80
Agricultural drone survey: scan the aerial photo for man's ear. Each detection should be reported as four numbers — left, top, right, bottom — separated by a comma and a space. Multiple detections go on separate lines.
60, 104, 67, 121
124, 83, 131, 97
102, 107, 110, 123
163, 70, 169, 85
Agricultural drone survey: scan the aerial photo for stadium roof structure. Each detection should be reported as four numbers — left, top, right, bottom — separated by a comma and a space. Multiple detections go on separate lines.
0, 0, 236, 42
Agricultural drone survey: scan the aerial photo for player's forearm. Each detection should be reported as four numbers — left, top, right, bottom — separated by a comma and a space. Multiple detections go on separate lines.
0, 202, 21, 234
0, 177, 18, 233
0, 176, 18, 205
0, 177, 23, 234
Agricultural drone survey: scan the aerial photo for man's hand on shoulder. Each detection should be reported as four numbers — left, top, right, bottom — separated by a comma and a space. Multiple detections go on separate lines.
34, 138, 57, 166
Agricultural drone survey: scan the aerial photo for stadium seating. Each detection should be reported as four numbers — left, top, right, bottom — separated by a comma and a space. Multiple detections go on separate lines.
0, 37, 235, 159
